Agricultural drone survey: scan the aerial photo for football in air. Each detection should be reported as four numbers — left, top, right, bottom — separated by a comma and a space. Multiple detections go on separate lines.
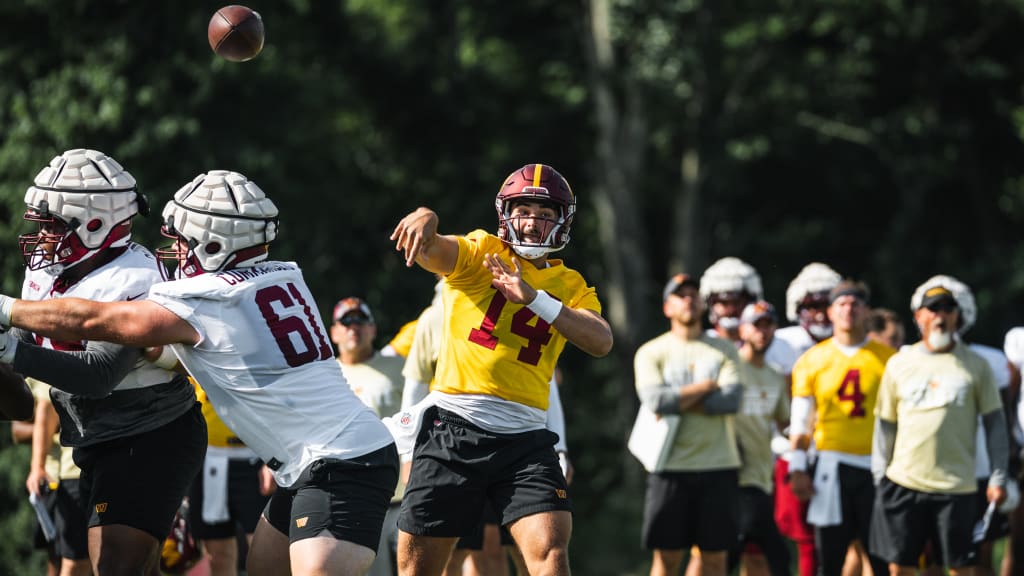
208, 5, 265, 62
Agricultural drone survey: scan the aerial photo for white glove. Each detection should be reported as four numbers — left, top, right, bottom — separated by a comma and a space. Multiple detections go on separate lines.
0, 329, 19, 364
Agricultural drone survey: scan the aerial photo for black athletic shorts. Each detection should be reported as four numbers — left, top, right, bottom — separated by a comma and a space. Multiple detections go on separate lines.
54, 479, 89, 560
455, 501, 514, 550
264, 443, 399, 550
871, 477, 977, 568
73, 402, 207, 541
398, 407, 571, 538
189, 456, 271, 540
642, 468, 739, 552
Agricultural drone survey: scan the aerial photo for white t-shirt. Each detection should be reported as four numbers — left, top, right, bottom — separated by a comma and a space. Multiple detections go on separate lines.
148, 261, 393, 487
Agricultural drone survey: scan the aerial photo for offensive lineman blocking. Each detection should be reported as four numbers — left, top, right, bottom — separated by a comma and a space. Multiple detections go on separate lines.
0, 170, 398, 576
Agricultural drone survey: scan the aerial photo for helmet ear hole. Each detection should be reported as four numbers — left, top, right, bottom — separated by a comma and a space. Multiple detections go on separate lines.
204, 242, 221, 255
86, 219, 103, 232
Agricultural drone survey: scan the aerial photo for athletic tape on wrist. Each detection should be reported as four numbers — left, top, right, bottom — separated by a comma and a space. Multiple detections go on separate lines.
149, 347, 178, 370
789, 450, 808, 472
527, 290, 563, 324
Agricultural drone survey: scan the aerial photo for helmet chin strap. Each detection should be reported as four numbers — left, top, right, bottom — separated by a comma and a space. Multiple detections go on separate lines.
511, 244, 555, 260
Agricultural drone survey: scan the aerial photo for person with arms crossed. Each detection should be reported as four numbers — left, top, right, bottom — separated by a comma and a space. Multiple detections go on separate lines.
871, 281, 1008, 575
788, 280, 892, 576
331, 296, 406, 576
389, 163, 612, 576
0, 169, 398, 576
633, 273, 743, 576
0, 149, 206, 576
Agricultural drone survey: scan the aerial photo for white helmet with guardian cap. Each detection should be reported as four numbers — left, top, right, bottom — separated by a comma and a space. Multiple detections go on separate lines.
699, 257, 763, 330
157, 170, 278, 279
20, 149, 145, 276
786, 262, 841, 340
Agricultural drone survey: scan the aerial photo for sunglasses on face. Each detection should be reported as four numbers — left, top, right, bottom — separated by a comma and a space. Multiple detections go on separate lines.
925, 302, 957, 313
337, 315, 371, 327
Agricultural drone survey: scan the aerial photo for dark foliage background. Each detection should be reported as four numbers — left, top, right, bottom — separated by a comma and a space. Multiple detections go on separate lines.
2, 1, 1024, 573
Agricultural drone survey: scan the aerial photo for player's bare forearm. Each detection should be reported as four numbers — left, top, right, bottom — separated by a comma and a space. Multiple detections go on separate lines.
10, 298, 197, 347
390, 207, 458, 274
552, 307, 613, 357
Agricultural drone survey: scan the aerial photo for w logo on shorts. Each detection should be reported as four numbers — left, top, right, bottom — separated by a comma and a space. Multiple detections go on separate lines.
95, 503, 108, 513
555, 489, 567, 499
296, 517, 308, 528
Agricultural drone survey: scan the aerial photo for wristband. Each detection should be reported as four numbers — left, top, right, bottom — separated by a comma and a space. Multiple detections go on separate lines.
0, 295, 14, 328
148, 346, 179, 370
527, 290, 563, 324
789, 450, 808, 473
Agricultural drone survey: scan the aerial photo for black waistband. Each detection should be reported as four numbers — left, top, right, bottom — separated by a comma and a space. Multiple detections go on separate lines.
435, 407, 481, 431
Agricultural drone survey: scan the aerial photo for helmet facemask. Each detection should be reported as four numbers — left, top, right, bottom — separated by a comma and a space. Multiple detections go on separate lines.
20, 149, 139, 277
495, 165, 575, 260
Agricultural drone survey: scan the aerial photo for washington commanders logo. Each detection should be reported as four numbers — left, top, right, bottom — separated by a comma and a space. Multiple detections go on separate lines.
95, 503, 108, 514
296, 517, 309, 528
400, 412, 412, 426
555, 489, 567, 499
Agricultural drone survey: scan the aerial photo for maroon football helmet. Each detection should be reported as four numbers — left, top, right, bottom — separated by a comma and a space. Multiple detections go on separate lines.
494, 164, 575, 259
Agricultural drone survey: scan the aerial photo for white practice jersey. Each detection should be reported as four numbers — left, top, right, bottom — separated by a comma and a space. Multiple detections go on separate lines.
774, 325, 818, 371
22, 243, 176, 391
147, 261, 394, 487
971, 342, 1011, 478
703, 328, 797, 376
21, 243, 194, 447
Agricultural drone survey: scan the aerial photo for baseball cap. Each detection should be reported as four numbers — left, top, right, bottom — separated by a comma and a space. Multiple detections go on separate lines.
740, 300, 777, 325
918, 286, 957, 310
663, 273, 700, 301
333, 297, 374, 324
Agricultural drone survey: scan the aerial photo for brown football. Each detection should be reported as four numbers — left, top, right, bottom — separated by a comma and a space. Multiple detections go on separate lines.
208, 5, 264, 62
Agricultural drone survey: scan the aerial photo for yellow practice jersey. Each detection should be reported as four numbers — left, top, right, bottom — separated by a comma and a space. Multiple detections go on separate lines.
434, 230, 602, 409
792, 339, 895, 454
193, 378, 245, 448
388, 319, 419, 358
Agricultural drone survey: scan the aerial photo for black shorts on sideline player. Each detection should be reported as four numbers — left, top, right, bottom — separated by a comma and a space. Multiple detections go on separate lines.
642, 468, 739, 552
398, 407, 571, 539
73, 402, 206, 541
871, 477, 977, 568
189, 456, 271, 539
264, 443, 399, 550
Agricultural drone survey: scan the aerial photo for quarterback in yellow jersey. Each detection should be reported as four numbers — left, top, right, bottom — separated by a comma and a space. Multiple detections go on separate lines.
390, 163, 613, 576
788, 280, 893, 576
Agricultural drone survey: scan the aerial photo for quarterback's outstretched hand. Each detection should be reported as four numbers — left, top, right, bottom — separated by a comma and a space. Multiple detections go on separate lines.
484, 253, 535, 305
391, 208, 440, 268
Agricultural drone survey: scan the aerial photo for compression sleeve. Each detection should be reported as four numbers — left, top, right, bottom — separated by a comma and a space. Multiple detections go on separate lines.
702, 382, 743, 414
12, 340, 141, 399
872, 417, 897, 485
983, 408, 1010, 488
